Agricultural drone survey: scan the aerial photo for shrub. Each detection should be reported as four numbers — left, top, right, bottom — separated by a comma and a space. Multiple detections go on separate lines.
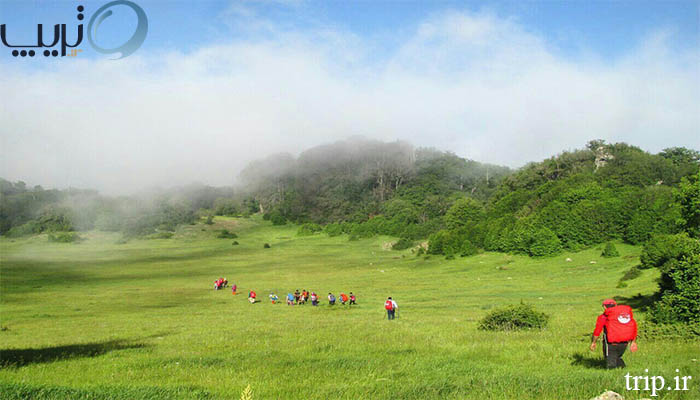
648, 255, 700, 324
217, 229, 238, 239
5, 221, 41, 237
601, 242, 620, 258
47, 232, 82, 243
640, 234, 700, 270
297, 223, 322, 236
263, 243, 271, 248
392, 238, 414, 250
232, 241, 239, 245
205, 215, 214, 225
641, 234, 700, 324
145, 231, 173, 239
478, 303, 549, 331
619, 266, 642, 282
638, 320, 700, 340
323, 223, 344, 237
270, 213, 286, 226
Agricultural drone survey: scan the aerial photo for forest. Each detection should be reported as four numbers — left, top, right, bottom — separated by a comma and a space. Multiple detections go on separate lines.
2, 138, 698, 255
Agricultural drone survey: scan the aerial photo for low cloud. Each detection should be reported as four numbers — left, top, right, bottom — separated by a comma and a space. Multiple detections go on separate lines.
1, 10, 698, 194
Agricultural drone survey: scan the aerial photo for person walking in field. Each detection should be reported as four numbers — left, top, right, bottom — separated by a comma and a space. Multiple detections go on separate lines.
340, 293, 349, 305
590, 299, 638, 368
328, 292, 336, 305
231, 284, 237, 295
310, 292, 318, 306
349, 292, 356, 305
294, 289, 301, 304
269, 292, 278, 304
248, 290, 257, 304
300, 289, 309, 304
287, 293, 295, 306
385, 297, 398, 320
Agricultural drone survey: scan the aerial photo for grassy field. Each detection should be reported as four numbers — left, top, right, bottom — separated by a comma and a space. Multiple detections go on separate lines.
1, 216, 698, 399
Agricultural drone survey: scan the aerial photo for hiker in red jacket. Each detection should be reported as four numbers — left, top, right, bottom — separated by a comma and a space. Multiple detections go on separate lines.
385, 297, 398, 320
590, 299, 638, 368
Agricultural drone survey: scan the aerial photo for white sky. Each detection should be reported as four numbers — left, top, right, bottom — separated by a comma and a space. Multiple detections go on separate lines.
1, 10, 698, 194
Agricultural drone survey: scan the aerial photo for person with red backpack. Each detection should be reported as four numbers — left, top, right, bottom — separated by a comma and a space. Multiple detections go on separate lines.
385, 297, 398, 320
590, 299, 638, 368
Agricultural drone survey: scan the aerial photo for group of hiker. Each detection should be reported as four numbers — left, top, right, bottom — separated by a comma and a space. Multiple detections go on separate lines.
213, 277, 228, 290
260, 289, 358, 306
213, 279, 403, 318
216, 278, 640, 368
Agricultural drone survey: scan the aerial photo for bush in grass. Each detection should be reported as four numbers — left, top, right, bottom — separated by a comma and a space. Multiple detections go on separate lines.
146, 231, 173, 239
478, 303, 549, 331
268, 212, 287, 226
323, 223, 344, 237
217, 229, 238, 239
205, 215, 214, 225
638, 320, 700, 340
601, 242, 620, 258
392, 238, 414, 250
263, 243, 271, 248
47, 232, 82, 243
232, 241, 239, 245
297, 223, 322, 236
621, 266, 642, 281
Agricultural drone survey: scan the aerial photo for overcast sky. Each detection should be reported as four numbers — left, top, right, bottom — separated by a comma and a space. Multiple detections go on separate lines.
1, 0, 698, 194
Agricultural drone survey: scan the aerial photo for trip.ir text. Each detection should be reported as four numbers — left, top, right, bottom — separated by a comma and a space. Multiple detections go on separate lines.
625, 369, 692, 397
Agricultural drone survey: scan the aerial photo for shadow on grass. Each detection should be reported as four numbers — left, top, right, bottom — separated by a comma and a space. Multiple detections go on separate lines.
0, 339, 147, 368
614, 292, 659, 312
570, 352, 606, 369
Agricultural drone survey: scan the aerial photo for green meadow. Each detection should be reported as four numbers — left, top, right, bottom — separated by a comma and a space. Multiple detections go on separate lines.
1, 216, 697, 399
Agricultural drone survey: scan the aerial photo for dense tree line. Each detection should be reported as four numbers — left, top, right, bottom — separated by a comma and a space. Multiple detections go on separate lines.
0, 181, 239, 238
242, 137, 510, 237
426, 142, 699, 257
2, 139, 697, 251
242, 139, 698, 258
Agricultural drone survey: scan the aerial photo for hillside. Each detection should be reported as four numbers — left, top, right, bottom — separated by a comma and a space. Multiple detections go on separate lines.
0, 216, 696, 399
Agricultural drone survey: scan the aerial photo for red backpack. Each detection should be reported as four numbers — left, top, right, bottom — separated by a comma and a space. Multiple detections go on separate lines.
604, 305, 637, 343
385, 300, 393, 310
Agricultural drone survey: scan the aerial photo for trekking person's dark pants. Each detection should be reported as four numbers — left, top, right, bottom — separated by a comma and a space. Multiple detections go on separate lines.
603, 340, 627, 369
387, 309, 395, 320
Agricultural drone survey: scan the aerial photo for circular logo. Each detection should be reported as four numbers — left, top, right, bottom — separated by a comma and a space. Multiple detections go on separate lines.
617, 314, 631, 324
87, 1, 148, 59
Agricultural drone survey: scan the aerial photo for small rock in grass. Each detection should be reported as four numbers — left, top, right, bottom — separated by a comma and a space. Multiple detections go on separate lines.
590, 261, 597, 264
566, 257, 572, 262
589, 391, 623, 400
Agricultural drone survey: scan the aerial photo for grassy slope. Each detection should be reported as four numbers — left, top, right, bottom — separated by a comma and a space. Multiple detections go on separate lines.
0, 216, 697, 399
